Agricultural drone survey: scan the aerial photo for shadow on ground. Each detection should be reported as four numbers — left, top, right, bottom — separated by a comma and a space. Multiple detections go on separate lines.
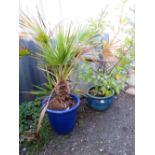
39, 92, 135, 155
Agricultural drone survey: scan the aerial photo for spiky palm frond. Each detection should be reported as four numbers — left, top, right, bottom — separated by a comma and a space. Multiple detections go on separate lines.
30, 66, 54, 96
19, 40, 31, 59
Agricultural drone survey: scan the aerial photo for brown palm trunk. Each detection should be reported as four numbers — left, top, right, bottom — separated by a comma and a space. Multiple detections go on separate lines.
48, 80, 74, 110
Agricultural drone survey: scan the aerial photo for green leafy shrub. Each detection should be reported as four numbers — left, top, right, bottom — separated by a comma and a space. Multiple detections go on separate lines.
19, 98, 53, 154
77, 2, 134, 97
79, 52, 132, 97
19, 98, 41, 134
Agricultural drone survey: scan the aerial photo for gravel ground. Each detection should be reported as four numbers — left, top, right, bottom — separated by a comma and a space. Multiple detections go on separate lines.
39, 92, 135, 155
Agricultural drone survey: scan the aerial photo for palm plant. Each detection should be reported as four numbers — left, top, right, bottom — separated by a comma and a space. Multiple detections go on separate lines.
20, 10, 93, 135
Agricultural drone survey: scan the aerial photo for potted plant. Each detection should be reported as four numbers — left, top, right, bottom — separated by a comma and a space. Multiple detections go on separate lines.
78, 32, 133, 111
76, 6, 134, 111
19, 11, 93, 135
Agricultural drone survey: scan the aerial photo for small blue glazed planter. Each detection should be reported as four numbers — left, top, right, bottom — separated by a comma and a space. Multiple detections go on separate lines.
42, 94, 80, 134
86, 86, 115, 111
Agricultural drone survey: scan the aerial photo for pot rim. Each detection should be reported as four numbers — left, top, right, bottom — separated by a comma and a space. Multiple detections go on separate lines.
42, 94, 80, 114
86, 86, 115, 100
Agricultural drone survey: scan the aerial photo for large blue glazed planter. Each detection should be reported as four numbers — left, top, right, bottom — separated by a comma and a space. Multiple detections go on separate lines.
42, 94, 80, 134
86, 86, 115, 111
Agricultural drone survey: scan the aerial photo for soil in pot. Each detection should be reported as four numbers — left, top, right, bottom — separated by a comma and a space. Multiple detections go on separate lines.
89, 86, 113, 97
